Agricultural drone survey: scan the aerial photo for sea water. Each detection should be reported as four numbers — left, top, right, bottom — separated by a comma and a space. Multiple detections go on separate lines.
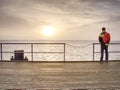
0, 40, 120, 61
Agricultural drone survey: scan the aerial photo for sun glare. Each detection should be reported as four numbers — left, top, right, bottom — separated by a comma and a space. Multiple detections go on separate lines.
42, 26, 55, 36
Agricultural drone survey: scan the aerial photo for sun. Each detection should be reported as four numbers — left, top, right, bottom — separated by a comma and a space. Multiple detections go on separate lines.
42, 26, 55, 36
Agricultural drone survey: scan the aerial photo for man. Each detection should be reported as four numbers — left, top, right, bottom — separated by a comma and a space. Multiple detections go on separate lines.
99, 27, 111, 64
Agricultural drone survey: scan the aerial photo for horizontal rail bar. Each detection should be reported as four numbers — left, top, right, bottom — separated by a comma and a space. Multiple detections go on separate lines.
94, 51, 120, 53
93, 43, 120, 61
93, 43, 120, 45
0, 43, 65, 44
0, 43, 66, 61
2, 52, 64, 53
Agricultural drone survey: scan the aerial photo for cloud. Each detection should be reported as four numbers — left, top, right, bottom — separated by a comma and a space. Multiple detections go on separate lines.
0, 10, 28, 28
1, 0, 115, 26
0, 0, 31, 30
0, 0, 120, 40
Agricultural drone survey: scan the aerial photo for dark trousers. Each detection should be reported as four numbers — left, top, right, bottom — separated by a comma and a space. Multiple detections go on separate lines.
100, 45, 108, 62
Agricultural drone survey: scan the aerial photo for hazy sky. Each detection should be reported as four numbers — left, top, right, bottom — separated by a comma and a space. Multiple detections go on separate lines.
0, 0, 120, 40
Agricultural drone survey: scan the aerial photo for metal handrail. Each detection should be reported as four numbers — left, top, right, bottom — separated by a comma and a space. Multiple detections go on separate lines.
93, 43, 120, 61
0, 43, 66, 61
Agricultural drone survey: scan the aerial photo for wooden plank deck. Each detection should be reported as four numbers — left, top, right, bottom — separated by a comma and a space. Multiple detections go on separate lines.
0, 61, 120, 90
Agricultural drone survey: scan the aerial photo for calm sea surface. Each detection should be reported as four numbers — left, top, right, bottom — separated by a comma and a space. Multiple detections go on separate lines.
0, 40, 120, 61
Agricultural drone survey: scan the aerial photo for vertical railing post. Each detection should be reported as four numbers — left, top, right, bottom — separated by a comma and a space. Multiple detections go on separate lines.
0, 43, 2, 61
93, 43, 95, 61
31, 43, 33, 61
64, 43, 66, 62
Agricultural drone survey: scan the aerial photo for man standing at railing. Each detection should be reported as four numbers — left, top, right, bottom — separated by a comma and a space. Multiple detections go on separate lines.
99, 27, 111, 64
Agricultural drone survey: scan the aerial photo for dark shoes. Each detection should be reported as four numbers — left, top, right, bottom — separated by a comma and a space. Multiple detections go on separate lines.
99, 61, 103, 64
99, 61, 108, 64
106, 61, 108, 64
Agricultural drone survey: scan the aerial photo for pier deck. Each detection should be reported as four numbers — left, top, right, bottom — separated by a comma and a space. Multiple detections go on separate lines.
0, 61, 120, 90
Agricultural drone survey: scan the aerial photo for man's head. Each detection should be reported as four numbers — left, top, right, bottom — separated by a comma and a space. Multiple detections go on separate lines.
102, 27, 106, 32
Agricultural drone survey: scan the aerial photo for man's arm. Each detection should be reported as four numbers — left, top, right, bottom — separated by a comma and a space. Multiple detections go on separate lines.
99, 34, 103, 43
